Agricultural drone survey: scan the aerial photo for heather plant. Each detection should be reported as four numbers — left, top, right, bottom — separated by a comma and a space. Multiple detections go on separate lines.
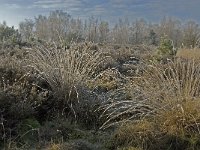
0, 73, 47, 148
0, 50, 52, 148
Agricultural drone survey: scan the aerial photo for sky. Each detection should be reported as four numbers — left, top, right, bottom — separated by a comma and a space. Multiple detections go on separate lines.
0, 0, 200, 28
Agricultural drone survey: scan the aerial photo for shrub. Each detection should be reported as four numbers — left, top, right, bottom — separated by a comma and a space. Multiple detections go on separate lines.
0, 60, 50, 148
17, 118, 40, 144
156, 35, 175, 61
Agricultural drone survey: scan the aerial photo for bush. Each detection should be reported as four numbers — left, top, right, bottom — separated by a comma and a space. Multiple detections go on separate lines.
0, 22, 21, 48
156, 35, 175, 61
0, 62, 50, 148
17, 118, 40, 144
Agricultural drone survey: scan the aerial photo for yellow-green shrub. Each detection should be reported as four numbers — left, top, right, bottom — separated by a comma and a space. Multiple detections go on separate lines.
155, 35, 175, 61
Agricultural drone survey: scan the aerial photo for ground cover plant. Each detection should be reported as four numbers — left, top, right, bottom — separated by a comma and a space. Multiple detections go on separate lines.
1, 41, 200, 150
1, 10, 200, 150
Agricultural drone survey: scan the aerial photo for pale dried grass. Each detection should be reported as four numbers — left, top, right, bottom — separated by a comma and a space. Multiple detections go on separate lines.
176, 48, 200, 61
26, 42, 104, 102
100, 58, 200, 129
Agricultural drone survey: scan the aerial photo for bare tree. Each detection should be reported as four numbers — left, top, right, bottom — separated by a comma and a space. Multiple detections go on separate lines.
158, 17, 182, 47
131, 18, 148, 44
34, 15, 48, 41
183, 21, 200, 48
68, 18, 83, 42
19, 19, 34, 42
98, 21, 109, 43
86, 16, 98, 42
111, 18, 130, 44
17, 10, 200, 47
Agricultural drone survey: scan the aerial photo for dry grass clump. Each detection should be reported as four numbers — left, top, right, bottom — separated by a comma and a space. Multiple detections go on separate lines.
134, 58, 200, 110
176, 48, 200, 61
157, 99, 200, 137
111, 99, 200, 150
0, 55, 17, 69
103, 58, 200, 149
45, 141, 66, 150
99, 79, 153, 129
153, 97, 200, 149
26, 42, 104, 114
47, 144, 63, 150
111, 46, 132, 62
100, 58, 200, 126
110, 120, 156, 149
99, 75, 152, 129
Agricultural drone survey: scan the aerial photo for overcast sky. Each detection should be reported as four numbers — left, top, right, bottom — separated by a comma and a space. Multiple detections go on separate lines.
0, 0, 200, 28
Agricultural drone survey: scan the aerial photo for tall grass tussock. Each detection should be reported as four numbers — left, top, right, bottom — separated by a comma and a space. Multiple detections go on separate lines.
106, 58, 200, 149
25, 42, 105, 121
27, 42, 103, 97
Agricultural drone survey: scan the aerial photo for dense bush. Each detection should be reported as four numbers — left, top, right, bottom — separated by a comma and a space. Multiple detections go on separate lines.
0, 22, 21, 48
156, 35, 175, 61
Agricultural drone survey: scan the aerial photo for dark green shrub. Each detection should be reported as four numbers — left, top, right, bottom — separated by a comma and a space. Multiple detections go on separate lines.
156, 35, 175, 61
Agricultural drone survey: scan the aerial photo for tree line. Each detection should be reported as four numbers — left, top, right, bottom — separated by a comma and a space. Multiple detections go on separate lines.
1, 10, 200, 48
